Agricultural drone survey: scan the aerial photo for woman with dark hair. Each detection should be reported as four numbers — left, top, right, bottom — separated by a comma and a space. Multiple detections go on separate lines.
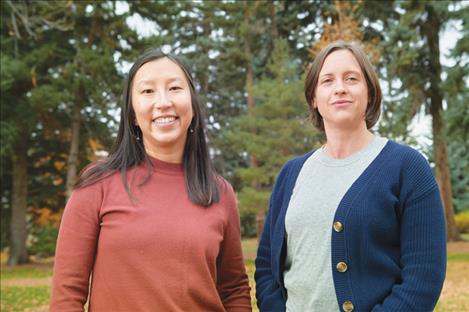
255, 41, 446, 312
50, 49, 251, 311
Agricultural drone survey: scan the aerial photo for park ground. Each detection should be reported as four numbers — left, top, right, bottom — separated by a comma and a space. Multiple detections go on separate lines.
1, 236, 469, 312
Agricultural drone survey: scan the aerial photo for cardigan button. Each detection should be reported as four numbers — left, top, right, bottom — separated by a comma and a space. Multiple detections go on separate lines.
333, 221, 343, 232
336, 261, 348, 272
342, 300, 354, 312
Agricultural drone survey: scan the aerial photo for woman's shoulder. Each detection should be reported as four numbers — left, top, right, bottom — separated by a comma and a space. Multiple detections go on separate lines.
68, 164, 111, 208
382, 140, 430, 167
212, 176, 240, 217
74, 160, 122, 193
381, 139, 438, 195
216, 176, 235, 199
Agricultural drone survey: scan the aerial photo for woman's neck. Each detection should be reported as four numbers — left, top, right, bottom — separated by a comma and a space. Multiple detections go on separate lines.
143, 142, 184, 164
323, 125, 374, 159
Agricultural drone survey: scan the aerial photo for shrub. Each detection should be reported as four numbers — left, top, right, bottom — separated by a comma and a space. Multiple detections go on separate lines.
237, 187, 270, 238
455, 211, 469, 234
27, 224, 59, 257
240, 209, 257, 238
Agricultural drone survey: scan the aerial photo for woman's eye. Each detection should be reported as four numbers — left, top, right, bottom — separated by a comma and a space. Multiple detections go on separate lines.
346, 76, 358, 81
169, 86, 182, 91
142, 89, 153, 94
321, 79, 332, 84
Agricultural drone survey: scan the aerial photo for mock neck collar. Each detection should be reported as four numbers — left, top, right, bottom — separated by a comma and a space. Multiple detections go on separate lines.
147, 154, 184, 175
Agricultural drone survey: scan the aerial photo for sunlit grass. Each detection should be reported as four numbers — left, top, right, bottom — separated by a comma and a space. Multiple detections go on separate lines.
447, 253, 469, 262
1, 265, 52, 280
245, 260, 258, 311
242, 238, 258, 311
0, 286, 50, 312
241, 238, 258, 261
0, 238, 467, 312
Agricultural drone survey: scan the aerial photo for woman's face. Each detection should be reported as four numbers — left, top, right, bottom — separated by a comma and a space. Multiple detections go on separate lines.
314, 49, 368, 131
131, 57, 193, 159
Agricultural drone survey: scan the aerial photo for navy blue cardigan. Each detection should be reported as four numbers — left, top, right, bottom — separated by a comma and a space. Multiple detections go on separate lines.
255, 141, 446, 311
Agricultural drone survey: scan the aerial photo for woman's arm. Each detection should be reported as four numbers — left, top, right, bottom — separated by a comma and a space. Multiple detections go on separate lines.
372, 150, 446, 311
254, 202, 286, 312
217, 183, 252, 311
255, 162, 292, 312
50, 182, 103, 311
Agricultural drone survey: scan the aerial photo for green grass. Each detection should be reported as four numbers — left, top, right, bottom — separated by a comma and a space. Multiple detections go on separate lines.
243, 238, 259, 311
245, 259, 258, 311
1, 265, 52, 280
447, 253, 469, 262
0, 286, 50, 312
0, 239, 467, 312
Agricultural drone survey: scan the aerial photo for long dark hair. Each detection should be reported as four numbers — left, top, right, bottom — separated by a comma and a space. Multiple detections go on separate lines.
75, 49, 220, 207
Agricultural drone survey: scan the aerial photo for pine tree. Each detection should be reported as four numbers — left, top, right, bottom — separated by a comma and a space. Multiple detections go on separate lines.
223, 39, 321, 237
444, 3, 469, 213
380, 0, 461, 240
1, 0, 73, 264
1, 0, 137, 264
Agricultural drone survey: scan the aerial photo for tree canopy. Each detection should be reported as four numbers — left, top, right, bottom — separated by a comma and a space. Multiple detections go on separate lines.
1, 0, 467, 264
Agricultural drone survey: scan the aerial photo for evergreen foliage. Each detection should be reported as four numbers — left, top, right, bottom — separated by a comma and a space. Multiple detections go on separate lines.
444, 3, 469, 213
1, 0, 137, 263
374, 0, 465, 240
223, 39, 321, 236
1, 1, 467, 257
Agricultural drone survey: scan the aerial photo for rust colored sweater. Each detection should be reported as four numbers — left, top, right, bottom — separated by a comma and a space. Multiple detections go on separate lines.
50, 157, 251, 311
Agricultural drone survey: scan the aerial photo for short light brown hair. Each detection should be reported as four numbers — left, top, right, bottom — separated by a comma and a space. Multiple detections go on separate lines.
304, 41, 382, 132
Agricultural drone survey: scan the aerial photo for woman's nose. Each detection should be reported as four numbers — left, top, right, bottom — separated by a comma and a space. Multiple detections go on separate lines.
153, 92, 172, 109
334, 80, 347, 94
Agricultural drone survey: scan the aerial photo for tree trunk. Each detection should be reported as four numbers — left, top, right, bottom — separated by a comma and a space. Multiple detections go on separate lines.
425, 4, 460, 241
431, 104, 460, 241
8, 134, 29, 265
65, 83, 83, 200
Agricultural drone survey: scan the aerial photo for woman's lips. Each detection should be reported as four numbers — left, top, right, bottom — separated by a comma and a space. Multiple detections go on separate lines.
332, 100, 352, 105
331, 100, 353, 109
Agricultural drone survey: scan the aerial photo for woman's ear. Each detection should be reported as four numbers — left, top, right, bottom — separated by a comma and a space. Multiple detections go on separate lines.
312, 99, 317, 109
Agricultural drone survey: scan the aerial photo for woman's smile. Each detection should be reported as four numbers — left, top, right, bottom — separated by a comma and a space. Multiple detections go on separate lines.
153, 115, 178, 125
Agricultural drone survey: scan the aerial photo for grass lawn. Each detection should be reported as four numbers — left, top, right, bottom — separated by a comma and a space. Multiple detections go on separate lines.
0, 260, 52, 312
1, 286, 50, 312
1, 238, 468, 312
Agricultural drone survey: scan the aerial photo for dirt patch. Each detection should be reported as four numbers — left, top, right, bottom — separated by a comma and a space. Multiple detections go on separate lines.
437, 261, 469, 311
1, 277, 52, 287
24, 306, 49, 312
447, 241, 469, 254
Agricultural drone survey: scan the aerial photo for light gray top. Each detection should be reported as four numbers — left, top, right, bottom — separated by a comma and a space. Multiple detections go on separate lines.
284, 136, 388, 312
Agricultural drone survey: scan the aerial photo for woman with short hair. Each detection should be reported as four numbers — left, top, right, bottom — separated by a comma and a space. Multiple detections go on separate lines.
255, 41, 446, 312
